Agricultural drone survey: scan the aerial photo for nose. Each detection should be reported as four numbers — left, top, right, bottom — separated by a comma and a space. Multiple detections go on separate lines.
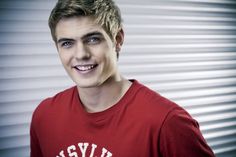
74, 42, 90, 60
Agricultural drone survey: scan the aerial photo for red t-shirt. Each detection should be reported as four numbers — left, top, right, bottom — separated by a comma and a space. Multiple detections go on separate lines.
30, 80, 215, 157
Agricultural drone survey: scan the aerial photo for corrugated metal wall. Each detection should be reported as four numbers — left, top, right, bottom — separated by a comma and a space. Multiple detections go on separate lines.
0, 0, 236, 156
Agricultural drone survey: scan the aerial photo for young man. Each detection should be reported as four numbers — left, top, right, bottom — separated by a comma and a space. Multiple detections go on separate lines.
30, 0, 215, 156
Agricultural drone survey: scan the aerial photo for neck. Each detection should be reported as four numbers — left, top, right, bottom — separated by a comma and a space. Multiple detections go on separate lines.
77, 75, 132, 113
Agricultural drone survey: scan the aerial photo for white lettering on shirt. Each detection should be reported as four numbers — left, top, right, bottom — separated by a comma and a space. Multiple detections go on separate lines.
89, 144, 97, 157
78, 142, 89, 157
56, 150, 66, 157
56, 142, 112, 157
101, 148, 112, 157
67, 145, 78, 157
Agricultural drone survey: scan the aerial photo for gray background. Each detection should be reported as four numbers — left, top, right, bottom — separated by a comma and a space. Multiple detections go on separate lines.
0, 0, 236, 156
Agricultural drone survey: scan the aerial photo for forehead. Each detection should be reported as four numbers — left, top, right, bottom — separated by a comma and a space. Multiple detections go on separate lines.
55, 16, 107, 39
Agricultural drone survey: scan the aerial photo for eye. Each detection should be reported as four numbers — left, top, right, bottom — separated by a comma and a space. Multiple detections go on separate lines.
61, 41, 73, 48
86, 36, 101, 45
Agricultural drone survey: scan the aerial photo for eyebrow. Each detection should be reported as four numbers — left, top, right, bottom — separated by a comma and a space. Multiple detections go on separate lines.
57, 31, 104, 44
81, 31, 104, 40
57, 38, 74, 44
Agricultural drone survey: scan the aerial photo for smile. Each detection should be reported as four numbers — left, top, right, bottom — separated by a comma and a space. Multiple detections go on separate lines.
74, 64, 98, 72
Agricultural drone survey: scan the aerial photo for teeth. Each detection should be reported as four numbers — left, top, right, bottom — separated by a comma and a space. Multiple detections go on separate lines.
75, 65, 95, 71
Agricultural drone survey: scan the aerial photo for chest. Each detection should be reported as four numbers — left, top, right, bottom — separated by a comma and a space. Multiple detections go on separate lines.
38, 111, 160, 157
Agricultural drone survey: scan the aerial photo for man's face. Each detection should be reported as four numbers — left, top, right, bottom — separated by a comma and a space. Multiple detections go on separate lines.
55, 16, 121, 88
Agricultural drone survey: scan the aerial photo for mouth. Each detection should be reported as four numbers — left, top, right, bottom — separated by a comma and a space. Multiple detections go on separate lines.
73, 64, 98, 73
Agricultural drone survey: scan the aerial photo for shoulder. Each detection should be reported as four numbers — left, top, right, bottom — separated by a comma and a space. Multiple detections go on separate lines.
133, 80, 180, 114
130, 80, 184, 124
161, 107, 198, 133
159, 107, 215, 156
37, 86, 76, 109
31, 86, 76, 123
132, 82, 214, 156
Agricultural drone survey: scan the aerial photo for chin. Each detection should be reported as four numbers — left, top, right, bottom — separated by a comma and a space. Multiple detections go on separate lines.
74, 79, 103, 89
71, 73, 113, 89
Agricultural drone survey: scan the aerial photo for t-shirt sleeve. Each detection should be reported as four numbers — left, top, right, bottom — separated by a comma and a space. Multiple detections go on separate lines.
159, 107, 215, 157
30, 106, 44, 157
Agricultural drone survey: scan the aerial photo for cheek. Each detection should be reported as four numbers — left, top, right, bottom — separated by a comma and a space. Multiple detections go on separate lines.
99, 50, 116, 66
58, 52, 72, 66
103, 51, 118, 70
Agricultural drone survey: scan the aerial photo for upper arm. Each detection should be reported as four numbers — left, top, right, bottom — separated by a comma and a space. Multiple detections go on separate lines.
159, 108, 215, 157
30, 112, 43, 157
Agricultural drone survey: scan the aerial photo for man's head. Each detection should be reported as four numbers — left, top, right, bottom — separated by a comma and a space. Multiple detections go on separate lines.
48, 0, 122, 42
48, 0, 125, 88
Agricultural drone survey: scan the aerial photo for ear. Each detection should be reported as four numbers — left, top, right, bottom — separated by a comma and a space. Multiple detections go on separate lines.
115, 28, 124, 53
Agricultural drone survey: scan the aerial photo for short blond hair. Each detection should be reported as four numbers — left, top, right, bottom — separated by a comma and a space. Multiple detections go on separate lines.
48, 0, 122, 42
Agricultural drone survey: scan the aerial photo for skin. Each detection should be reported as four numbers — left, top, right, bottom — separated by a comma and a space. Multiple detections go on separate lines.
55, 16, 132, 113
